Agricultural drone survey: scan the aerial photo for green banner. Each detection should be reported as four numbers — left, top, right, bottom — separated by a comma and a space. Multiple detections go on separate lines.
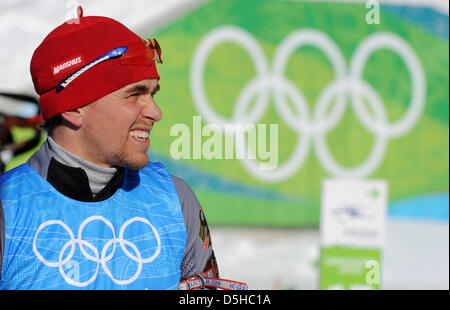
149, 0, 449, 226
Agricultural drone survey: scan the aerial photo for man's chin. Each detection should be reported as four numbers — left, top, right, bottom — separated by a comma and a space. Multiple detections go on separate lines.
118, 153, 149, 170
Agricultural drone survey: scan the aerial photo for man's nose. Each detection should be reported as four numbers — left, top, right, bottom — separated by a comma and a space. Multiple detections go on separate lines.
141, 95, 162, 123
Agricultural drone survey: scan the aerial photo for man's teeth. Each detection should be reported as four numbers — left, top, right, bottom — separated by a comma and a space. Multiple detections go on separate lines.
129, 130, 149, 140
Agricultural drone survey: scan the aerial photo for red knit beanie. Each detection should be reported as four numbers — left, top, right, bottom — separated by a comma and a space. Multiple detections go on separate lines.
30, 7, 161, 120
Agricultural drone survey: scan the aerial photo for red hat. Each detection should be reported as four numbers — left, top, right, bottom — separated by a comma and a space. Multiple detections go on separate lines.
30, 7, 161, 120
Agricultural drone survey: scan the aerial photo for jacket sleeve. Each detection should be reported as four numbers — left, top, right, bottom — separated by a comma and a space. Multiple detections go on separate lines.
170, 176, 219, 280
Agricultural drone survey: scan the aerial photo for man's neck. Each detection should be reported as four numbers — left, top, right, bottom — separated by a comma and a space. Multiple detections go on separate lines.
47, 136, 117, 196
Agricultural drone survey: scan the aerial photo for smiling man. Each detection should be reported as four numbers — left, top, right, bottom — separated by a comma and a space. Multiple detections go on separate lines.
0, 9, 244, 290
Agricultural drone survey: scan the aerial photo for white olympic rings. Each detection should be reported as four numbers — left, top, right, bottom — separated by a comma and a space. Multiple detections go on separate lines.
190, 26, 426, 181
32, 216, 161, 287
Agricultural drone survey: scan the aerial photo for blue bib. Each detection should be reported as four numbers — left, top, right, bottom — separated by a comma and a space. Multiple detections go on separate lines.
0, 162, 187, 290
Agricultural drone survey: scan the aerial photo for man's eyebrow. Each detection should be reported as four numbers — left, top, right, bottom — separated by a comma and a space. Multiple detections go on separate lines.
125, 83, 160, 94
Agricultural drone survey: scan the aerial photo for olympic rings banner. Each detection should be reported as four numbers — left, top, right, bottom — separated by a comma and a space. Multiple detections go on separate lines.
144, 0, 449, 227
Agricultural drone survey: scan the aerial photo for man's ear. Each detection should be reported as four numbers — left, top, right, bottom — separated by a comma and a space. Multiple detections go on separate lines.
61, 109, 83, 128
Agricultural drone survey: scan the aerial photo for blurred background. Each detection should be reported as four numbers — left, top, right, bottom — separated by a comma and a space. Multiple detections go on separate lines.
0, 0, 448, 289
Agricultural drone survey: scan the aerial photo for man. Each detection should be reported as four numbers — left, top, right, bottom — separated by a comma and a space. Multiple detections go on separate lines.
0, 8, 244, 290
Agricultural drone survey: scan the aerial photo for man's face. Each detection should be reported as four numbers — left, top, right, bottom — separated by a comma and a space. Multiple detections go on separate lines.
79, 78, 162, 169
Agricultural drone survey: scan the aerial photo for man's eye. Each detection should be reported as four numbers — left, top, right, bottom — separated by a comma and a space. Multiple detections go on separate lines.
127, 93, 144, 99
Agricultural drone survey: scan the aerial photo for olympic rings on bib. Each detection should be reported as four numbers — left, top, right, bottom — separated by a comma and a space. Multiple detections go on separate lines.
32, 216, 161, 287
190, 26, 426, 181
